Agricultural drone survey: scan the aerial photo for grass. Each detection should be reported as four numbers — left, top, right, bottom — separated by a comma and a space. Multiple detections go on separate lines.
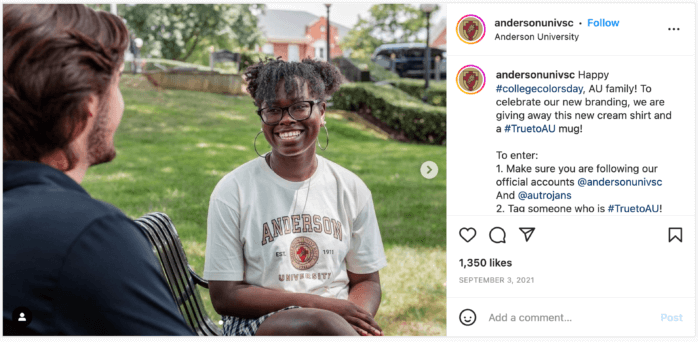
82, 74, 446, 336
347, 56, 400, 82
387, 79, 447, 107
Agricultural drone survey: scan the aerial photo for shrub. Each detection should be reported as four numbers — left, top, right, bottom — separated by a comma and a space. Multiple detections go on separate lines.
331, 83, 445, 145
388, 79, 446, 107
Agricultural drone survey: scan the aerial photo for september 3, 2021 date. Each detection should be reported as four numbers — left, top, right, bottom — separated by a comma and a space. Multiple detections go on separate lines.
458, 276, 535, 284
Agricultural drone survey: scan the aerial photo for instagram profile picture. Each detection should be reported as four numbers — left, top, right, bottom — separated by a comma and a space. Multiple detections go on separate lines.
456, 15, 485, 44
456, 65, 485, 95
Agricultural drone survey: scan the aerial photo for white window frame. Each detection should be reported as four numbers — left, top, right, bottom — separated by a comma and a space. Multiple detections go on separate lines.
312, 40, 328, 61
288, 44, 300, 62
262, 43, 274, 55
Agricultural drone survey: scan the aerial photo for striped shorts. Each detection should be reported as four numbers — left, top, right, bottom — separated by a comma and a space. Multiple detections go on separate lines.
222, 306, 301, 336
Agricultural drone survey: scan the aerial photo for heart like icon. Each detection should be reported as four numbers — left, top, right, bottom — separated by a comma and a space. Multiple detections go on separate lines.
459, 227, 476, 243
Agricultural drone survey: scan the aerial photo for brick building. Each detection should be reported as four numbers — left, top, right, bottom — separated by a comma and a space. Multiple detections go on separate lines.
256, 9, 350, 62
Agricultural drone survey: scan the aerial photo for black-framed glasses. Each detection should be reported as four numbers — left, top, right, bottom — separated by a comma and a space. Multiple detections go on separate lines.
257, 100, 321, 125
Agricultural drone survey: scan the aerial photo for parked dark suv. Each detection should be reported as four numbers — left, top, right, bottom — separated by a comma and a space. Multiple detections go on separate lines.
371, 43, 446, 79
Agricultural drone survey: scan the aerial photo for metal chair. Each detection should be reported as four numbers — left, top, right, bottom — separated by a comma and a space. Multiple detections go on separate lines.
135, 212, 222, 336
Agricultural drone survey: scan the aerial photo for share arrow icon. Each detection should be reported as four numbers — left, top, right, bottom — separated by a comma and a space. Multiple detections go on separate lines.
519, 227, 535, 242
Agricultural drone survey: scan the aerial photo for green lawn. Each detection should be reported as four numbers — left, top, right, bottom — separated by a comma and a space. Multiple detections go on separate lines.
82, 75, 447, 336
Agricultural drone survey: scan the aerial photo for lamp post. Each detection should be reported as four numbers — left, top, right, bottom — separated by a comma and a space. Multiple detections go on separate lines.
325, 4, 331, 62
420, 4, 436, 103
209, 46, 215, 72
434, 55, 441, 81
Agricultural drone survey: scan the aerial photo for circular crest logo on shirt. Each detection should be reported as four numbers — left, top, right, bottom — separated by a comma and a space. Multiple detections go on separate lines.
456, 14, 486, 44
456, 65, 486, 95
290, 237, 319, 270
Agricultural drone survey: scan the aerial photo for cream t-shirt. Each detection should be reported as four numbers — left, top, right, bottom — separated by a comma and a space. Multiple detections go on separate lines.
204, 155, 387, 299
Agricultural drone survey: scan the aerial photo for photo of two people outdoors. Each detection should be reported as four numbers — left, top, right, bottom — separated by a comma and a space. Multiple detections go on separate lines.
3, 3, 447, 336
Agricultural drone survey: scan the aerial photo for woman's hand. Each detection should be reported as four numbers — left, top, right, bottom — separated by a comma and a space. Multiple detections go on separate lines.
311, 296, 382, 336
347, 271, 383, 336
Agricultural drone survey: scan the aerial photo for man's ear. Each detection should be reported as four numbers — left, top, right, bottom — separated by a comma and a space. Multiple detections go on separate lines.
69, 94, 98, 143
85, 94, 99, 118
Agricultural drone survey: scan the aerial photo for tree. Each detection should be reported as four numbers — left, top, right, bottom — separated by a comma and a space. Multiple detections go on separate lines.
224, 4, 266, 51
341, 4, 436, 59
339, 17, 383, 60
121, 4, 265, 62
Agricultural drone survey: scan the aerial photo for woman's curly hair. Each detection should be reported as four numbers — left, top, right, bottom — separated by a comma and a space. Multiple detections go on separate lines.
244, 57, 343, 107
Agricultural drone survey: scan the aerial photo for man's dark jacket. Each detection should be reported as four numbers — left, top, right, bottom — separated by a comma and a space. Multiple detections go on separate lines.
3, 161, 194, 335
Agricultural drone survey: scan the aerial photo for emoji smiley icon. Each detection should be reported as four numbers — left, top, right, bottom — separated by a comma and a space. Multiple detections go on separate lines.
459, 309, 476, 326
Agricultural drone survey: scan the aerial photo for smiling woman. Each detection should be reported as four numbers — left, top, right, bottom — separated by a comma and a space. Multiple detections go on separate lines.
203, 58, 388, 336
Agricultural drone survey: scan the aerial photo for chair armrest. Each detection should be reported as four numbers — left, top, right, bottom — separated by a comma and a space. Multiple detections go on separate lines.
188, 265, 209, 289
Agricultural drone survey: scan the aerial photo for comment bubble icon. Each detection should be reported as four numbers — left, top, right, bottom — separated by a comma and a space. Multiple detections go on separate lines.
489, 227, 506, 243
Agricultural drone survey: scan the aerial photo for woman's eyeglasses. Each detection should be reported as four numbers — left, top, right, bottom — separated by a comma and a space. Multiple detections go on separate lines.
257, 100, 321, 125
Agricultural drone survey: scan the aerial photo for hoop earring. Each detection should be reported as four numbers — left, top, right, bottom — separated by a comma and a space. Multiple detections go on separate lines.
317, 125, 329, 151
254, 129, 266, 158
